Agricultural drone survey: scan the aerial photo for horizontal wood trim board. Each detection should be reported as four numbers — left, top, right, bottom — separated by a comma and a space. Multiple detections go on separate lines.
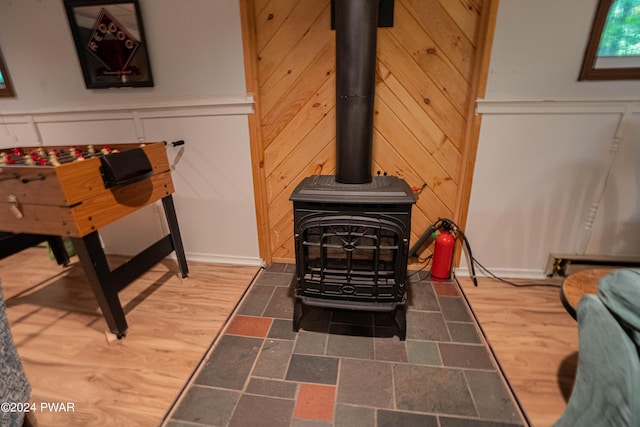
0, 96, 255, 125
476, 99, 640, 115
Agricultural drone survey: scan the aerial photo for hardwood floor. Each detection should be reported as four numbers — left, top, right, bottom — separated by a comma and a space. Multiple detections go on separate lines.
456, 275, 579, 427
0, 246, 260, 427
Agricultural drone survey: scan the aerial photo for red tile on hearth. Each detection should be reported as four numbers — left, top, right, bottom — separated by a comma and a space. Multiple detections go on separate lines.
294, 383, 336, 421
225, 315, 272, 337
433, 281, 460, 296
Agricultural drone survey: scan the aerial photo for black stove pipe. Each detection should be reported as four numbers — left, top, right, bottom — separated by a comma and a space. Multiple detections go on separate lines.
335, 0, 378, 184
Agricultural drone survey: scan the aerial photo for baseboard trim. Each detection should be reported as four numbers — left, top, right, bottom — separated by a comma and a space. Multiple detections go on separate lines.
104, 249, 264, 267
183, 252, 265, 267
455, 267, 547, 280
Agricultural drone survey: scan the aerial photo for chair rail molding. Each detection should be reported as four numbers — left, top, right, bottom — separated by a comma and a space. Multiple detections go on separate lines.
476, 98, 640, 115
0, 94, 254, 147
0, 94, 254, 124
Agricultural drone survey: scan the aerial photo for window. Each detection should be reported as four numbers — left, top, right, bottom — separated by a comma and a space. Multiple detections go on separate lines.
580, 0, 640, 80
0, 48, 14, 97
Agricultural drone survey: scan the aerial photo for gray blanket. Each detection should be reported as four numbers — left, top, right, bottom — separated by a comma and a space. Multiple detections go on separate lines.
0, 279, 31, 427
554, 269, 640, 427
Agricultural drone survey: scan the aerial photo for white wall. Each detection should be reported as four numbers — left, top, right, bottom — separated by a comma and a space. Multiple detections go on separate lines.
461, 0, 640, 278
0, 0, 248, 109
0, 0, 261, 265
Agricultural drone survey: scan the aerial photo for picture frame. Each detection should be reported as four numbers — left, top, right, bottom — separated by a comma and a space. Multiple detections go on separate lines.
0, 48, 15, 97
63, 0, 154, 89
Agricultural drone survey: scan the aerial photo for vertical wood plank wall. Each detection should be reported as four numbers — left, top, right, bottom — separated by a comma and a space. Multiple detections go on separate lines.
241, 0, 495, 264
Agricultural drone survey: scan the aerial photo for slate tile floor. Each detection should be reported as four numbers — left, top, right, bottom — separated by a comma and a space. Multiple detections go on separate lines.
164, 264, 526, 427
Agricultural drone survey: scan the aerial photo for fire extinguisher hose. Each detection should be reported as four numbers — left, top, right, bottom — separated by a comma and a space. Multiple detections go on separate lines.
452, 223, 478, 287
408, 220, 441, 258
439, 218, 477, 287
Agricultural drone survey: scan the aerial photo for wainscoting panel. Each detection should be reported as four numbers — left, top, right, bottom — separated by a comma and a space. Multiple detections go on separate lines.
0, 96, 263, 266
464, 101, 639, 277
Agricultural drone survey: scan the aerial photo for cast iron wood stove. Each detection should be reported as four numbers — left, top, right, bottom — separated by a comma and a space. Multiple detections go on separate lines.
290, 0, 415, 339
291, 175, 414, 339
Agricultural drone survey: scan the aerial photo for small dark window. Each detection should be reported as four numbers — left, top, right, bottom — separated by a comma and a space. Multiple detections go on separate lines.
580, 0, 640, 80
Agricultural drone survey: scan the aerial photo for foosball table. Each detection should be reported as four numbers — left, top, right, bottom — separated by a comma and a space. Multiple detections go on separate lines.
0, 141, 188, 338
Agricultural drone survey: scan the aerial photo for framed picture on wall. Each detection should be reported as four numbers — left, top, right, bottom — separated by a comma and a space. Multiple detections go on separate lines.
0, 48, 15, 97
63, 0, 154, 89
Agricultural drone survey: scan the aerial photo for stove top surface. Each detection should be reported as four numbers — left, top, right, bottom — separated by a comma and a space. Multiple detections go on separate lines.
290, 175, 416, 204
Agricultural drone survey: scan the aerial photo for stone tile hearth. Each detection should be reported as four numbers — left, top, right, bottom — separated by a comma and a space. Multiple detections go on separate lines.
164, 264, 526, 427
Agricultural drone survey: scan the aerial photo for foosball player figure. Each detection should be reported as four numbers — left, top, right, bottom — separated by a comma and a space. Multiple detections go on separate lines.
49, 154, 61, 167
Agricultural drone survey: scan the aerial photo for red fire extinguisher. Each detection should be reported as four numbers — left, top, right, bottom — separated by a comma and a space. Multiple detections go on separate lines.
431, 230, 455, 281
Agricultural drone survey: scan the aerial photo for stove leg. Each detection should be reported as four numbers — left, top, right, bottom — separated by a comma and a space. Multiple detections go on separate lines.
293, 300, 304, 332
395, 307, 406, 341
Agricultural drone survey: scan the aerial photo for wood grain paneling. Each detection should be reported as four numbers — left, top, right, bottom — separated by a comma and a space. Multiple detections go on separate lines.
242, 0, 494, 263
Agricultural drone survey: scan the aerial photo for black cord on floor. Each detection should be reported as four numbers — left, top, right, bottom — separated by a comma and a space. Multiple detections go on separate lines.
471, 257, 562, 289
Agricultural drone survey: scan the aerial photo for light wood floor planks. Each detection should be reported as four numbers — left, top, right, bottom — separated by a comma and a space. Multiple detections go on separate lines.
457, 275, 579, 427
0, 247, 260, 427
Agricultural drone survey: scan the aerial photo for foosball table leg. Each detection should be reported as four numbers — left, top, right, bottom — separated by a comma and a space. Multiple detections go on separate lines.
70, 232, 128, 339
161, 195, 189, 278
